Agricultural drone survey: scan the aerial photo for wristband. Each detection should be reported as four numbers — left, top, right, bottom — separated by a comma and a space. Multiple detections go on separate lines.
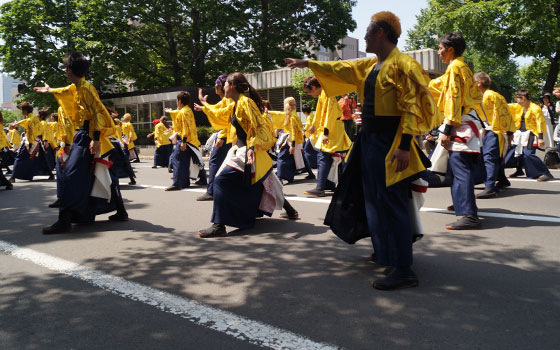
182, 137, 187, 143
323, 128, 329, 136
507, 131, 513, 136
538, 133, 543, 140
398, 134, 412, 151
93, 131, 100, 141
442, 124, 453, 136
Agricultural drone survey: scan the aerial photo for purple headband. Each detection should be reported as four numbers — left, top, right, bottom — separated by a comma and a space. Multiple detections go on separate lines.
215, 74, 228, 88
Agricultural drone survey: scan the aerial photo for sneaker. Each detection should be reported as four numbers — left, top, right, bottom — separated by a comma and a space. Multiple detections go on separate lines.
445, 215, 482, 230
476, 188, 498, 199
165, 185, 182, 191
496, 180, 511, 188
196, 192, 213, 201
48, 174, 55, 180
48, 199, 61, 208
279, 210, 299, 220
446, 204, 454, 211
152, 165, 158, 169
42, 221, 73, 235
509, 169, 525, 178
304, 187, 325, 197
109, 212, 129, 222
128, 179, 136, 185
372, 267, 419, 290
537, 173, 554, 182
195, 179, 207, 186
198, 224, 227, 238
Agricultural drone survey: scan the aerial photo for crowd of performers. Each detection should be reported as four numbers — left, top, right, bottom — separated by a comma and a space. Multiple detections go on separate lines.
2, 11, 559, 290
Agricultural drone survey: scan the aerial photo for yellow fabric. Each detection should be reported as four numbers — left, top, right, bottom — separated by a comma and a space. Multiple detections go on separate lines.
121, 121, 137, 149
429, 57, 482, 125
154, 122, 172, 147
114, 124, 123, 140
56, 107, 75, 146
0, 124, 9, 148
311, 90, 351, 153
169, 106, 200, 147
233, 94, 276, 184
304, 112, 316, 139
51, 84, 78, 125
41, 120, 57, 145
201, 97, 234, 142
8, 129, 21, 147
286, 110, 304, 145
508, 102, 546, 137
17, 112, 42, 145
309, 47, 441, 187
268, 110, 286, 129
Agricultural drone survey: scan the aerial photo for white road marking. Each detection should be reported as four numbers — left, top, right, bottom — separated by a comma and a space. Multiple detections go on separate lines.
0, 240, 340, 350
121, 183, 560, 224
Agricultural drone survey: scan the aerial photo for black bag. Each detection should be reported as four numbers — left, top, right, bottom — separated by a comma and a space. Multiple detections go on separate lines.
544, 149, 560, 169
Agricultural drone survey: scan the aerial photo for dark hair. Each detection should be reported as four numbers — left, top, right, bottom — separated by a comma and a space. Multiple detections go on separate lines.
302, 104, 312, 114
303, 76, 321, 90
63, 51, 90, 77
262, 99, 272, 111
160, 115, 169, 128
370, 21, 398, 45
19, 101, 33, 113
177, 91, 191, 106
540, 92, 552, 103
227, 72, 265, 113
38, 109, 49, 120
438, 32, 466, 57
474, 72, 491, 88
50, 113, 58, 122
516, 88, 531, 101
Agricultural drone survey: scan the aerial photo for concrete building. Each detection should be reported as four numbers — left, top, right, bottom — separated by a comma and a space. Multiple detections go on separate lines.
312, 36, 367, 61
0, 74, 23, 110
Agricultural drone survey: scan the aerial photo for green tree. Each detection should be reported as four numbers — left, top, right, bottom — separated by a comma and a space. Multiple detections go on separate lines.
290, 68, 316, 108
0, 109, 24, 124
406, 0, 560, 98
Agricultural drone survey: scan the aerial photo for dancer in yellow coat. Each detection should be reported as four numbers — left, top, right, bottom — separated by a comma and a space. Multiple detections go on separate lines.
286, 11, 440, 290
121, 113, 139, 162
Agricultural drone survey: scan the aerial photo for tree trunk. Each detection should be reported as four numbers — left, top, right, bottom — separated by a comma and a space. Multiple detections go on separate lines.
165, 20, 182, 86
543, 52, 560, 94
190, 7, 206, 87
260, 0, 269, 71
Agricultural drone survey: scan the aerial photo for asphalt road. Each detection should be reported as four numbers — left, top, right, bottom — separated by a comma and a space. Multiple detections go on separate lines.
1, 160, 559, 350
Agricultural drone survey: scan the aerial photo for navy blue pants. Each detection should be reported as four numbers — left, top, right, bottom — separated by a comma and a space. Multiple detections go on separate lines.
56, 155, 63, 198
317, 151, 336, 190
109, 141, 135, 180
276, 145, 295, 182
303, 138, 318, 169
171, 141, 192, 188
482, 131, 500, 190
211, 166, 265, 229
12, 144, 52, 180
504, 145, 549, 179
449, 152, 478, 216
154, 144, 172, 167
360, 131, 412, 267
207, 142, 231, 196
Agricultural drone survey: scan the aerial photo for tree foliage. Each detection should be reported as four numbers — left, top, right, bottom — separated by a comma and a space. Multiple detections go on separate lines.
290, 68, 316, 108
406, 0, 560, 99
0, 0, 356, 109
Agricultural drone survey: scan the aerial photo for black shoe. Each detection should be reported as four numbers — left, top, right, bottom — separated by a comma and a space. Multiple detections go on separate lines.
304, 173, 316, 180
304, 187, 325, 197
5, 183, 13, 190
48, 174, 55, 180
412, 233, 424, 243
446, 204, 454, 211
476, 188, 498, 199
109, 212, 129, 222
133, 159, 140, 163
196, 192, 213, 201
151, 166, 158, 169
48, 199, 62, 208
9, 177, 15, 183
128, 179, 136, 185
445, 215, 482, 230
165, 185, 182, 191
370, 252, 376, 263
496, 180, 511, 188
279, 210, 299, 220
42, 221, 73, 235
373, 267, 419, 290
198, 224, 227, 238
195, 179, 207, 186
509, 169, 525, 178
5, 169, 12, 174
537, 173, 554, 182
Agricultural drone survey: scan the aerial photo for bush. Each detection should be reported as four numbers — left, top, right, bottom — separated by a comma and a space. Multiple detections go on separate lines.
197, 125, 215, 144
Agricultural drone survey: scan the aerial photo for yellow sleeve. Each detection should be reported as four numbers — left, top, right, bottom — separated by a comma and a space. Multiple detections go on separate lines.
268, 110, 286, 129
535, 106, 546, 136
493, 93, 515, 133
51, 84, 78, 123
201, 99, 234, 130
182, 107, 200, 147
308, 59, 375, 100
443, 66, 463, 124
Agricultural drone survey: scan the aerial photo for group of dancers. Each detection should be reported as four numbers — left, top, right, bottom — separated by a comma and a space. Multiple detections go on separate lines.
1, 10, 557, 290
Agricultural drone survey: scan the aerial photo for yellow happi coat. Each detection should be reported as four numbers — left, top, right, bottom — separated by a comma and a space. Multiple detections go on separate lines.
309, 47, 441, 187
17, 112, 42, 145
311, 90, 351, 153
50, 78, 116, 156
201, 97, 235, 143
154, 122, 172, 147
285, 110, 304, 146
169, 105, 200, 147
204, 94, 276, 184
473, 89, 516, 156
508, 102, 546, 137
0, 124, 9, 148
304, 112, 316, 139
429, 57, 483, 125
121, 121, 137, 149
8, 129, 21, 147
41, 120, 58, 146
